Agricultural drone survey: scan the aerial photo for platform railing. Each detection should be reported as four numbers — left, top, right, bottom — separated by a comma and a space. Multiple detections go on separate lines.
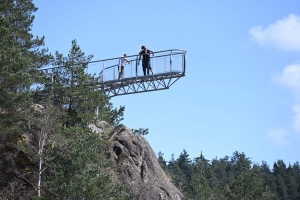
86, 49, 186, 83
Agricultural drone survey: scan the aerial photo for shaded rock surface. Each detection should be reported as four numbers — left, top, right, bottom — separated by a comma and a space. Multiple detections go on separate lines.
109, 126, 185, 200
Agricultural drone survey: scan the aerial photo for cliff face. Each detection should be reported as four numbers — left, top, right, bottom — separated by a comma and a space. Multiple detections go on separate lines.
108, 126, 185, 200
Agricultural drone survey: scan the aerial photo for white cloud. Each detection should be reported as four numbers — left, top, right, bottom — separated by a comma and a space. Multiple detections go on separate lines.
293, 105, 300, 132
249, 14, 300, 51
273, 64, 300, 92
266, 128, 290, 145
255, 15, 300, 141
273, 65, 300, 134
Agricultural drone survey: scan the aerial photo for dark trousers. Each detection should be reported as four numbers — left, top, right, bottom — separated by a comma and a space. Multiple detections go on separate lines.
118, 66, 124, 79
142, 61, 151, 76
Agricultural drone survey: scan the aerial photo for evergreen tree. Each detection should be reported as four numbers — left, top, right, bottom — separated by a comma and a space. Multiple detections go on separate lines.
157, 151, 168, 171
132, 128, 149, 136
43, 40, 124, 127
173, 149, 192, 194
255, 161, 279, 199
273, 160, 288, 199
43, 126, 129, 199
0, 0, 50, 198
225, 152, 264, 199
0, 0, 50, 123
286, 163, 298, 200
210, 155, 232, 188
189, 152, 212, 200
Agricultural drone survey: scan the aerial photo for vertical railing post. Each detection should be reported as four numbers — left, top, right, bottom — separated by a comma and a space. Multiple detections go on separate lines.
182, 51, 184, 72
131, 62, 133, 78
170, 50, 173, 72
164, 56, 166, 72
102, 61, 105, 82
113, 67, 116, 80
152, 53, 155, 75
136, 56, 138, 78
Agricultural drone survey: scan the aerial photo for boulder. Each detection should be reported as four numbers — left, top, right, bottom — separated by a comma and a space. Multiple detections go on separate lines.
110, 126, 185, 200
88, 120, 113, 134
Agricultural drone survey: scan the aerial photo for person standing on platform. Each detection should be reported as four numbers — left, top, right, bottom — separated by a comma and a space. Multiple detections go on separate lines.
138, 46, 154, 76
118, 54, 130, 79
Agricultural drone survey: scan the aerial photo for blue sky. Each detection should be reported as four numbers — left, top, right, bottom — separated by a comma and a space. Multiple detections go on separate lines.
32, 0, 300, 166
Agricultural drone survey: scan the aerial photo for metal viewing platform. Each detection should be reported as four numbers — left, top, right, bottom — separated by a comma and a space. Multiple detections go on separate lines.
90, 49, 186, 97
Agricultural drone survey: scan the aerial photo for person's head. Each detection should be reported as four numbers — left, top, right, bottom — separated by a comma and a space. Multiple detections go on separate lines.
141, 46, 147, 50
123, 54, 127, 57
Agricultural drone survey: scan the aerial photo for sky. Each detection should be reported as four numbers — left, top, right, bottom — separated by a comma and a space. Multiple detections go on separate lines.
32, 0, 300, 167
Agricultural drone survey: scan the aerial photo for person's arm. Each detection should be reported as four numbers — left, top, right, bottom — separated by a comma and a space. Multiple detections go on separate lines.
138, 52, 142, 64
125, 58, 130, 64
149, 50, 154, 56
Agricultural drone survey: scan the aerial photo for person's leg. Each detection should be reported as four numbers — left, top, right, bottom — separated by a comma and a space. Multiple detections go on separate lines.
149, 67, 153, 75
121, 66, 124, 79
148, 61, 153, 75
118, 66, 121, 79
147, 61, 150, 75
142, 63, 146, 76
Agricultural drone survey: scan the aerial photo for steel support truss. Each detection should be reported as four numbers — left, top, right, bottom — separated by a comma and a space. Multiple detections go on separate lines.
100, 72, 184, 97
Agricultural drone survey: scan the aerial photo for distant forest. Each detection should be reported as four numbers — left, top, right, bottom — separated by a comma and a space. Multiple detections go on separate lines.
158, 150, 300, 200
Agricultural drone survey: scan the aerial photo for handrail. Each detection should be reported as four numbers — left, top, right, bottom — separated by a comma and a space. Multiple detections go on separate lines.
89, 49, 186, 64
95, 49, 186, 75
41, 49, 186, 71
39, 49, 186, 84
97, 51, 185, 71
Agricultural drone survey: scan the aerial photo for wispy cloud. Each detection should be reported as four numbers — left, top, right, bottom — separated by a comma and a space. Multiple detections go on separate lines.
266, 128, 290, 146
249, 14, 300, 52
273, 65, 300, 134
250, 14, 300, 145
273, 64, 300, 93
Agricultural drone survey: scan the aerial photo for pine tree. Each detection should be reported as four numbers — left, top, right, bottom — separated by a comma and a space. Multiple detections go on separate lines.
0, 0, 50, 198
157, 151, 168, 171
225, 152, 264, 200
273, 160, 288, 199
43, 126, 129, 199
0, 0, 50, 122
173, 149, 192, 194
42, 40, 124, 127
190, 152, 212, 200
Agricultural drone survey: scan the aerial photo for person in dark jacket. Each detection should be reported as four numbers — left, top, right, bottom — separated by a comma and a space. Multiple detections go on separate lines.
138, 46, 154, 76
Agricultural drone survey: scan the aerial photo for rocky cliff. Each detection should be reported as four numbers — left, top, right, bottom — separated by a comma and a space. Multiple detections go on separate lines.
91, 121, 185, 199
107, 126, 185, 200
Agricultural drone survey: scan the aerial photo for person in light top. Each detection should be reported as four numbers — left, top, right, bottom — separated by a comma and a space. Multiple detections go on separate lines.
118, 54, 130, 79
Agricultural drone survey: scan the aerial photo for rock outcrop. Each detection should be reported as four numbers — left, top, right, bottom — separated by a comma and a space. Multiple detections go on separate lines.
109, 126, 185, 200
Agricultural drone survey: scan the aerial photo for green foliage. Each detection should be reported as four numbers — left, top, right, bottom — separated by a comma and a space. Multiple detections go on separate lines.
159, 150, 299, 200
1, 2, 127, 199
189, 153, 212, 200
41, 40, 125, 128
131, 128, 149, 136
0, 0, 50, 121
43, 126, 126, 199
157, 151, 168, 171
0, 0, 50, 198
